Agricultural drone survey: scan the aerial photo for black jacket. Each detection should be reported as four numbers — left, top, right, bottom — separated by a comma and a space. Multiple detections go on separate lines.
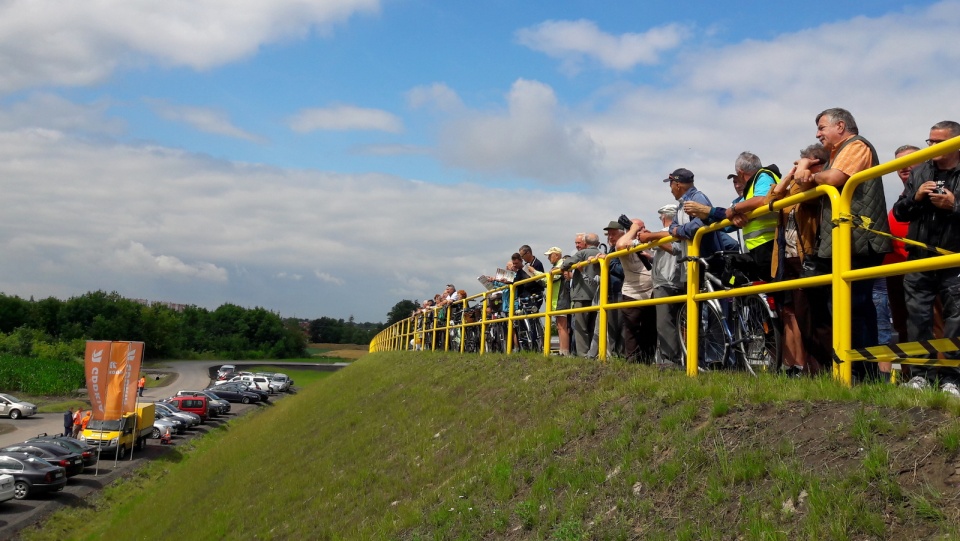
892, 160, 960, 259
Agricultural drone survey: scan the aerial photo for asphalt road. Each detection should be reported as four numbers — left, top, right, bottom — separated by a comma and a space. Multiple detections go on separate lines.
0, 361, 344, 539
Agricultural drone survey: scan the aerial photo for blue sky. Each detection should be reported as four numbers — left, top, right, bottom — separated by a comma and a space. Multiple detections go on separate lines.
0, 0, 955, 323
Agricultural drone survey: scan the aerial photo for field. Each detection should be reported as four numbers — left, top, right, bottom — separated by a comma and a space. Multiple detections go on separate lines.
18, 352, 960, 540
307, 342, 368, 361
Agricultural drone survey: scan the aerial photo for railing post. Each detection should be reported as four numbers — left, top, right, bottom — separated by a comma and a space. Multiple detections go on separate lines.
597, 255, 609, 361
685, 232, 703, 377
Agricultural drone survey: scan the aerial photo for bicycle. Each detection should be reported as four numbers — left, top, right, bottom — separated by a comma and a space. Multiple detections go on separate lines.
676, 252, 782, 374
513, 294, 544, 352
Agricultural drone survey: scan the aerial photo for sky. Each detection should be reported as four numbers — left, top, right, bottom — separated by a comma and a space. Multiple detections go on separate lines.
0, 0, 957, 323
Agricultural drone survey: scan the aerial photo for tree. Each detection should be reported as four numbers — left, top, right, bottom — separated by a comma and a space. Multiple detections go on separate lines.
386, 300, 418, 326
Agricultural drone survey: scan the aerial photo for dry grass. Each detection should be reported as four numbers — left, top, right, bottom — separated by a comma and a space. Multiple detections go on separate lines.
308, 342, 368, 360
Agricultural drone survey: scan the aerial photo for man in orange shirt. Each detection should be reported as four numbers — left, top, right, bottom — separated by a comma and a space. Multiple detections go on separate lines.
794, 108, 891, 381
138, 375, 146, 397
80, 410, 92, 431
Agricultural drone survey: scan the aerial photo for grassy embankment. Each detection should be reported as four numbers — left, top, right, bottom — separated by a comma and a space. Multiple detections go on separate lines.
20, 352, 960, 540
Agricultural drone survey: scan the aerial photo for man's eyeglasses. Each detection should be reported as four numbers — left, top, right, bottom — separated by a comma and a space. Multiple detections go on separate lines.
927, 139, 948, 146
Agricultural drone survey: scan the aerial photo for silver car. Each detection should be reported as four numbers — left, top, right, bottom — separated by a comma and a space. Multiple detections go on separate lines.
0, 394, 38, 420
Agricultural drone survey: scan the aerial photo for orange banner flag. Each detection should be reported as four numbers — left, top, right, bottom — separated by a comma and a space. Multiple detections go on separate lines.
84, 341, 144, 420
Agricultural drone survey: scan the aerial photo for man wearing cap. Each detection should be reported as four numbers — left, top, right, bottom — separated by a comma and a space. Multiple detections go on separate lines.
543, 247, 571, 355
663, 168, 723, 282
639, 204, 684, 366
587, 221, 627, 358
561, 232, 602, 357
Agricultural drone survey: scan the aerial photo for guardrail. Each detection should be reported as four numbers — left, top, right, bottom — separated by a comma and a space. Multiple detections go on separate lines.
370, 136, 960, 387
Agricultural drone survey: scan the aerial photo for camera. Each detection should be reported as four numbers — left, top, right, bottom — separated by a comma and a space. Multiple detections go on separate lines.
934, 180, 946, 195
617, 214, 633, 230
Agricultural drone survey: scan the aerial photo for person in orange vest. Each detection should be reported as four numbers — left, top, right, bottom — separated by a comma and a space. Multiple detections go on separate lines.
138, 375, 146, 397
80, 410, 92, 431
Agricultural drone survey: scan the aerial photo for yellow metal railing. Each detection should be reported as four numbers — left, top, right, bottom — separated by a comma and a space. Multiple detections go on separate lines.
369, 136, 960, 387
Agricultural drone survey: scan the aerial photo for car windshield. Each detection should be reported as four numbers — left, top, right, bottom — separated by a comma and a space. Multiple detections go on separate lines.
25, 456, 54, 467
87, 419, 122, 431
0, 393, 21, 402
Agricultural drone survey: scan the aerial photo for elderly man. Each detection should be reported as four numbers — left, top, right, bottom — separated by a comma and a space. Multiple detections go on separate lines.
663, 168, 723, 279
893, 120, 960, 395
561, 232, 601, 357
638, 204, 684, 367
616, 218, 656, 362
685, 153, 781, 281
794, 107, 891, 380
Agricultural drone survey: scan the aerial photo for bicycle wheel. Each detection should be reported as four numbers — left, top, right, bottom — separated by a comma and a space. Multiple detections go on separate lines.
735, 295, 782, 374
531, 318, 544, 353
487, 323, 505, 353
677, 301, 728, 369
464, 327, 480, 353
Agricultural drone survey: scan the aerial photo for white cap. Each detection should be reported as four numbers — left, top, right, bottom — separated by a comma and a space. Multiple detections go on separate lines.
657, 204, 677, 217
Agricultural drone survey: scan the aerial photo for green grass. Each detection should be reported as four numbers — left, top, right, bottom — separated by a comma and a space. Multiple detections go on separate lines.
17, 353, 960, 540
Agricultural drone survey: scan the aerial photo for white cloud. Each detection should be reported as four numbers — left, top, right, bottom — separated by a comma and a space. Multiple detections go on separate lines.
0, 0, 381, 94
407, 83, 464, 112
314, 271, 345, 286
113, 242, 229, 281
436, 79, 602, 183
287, 105, 403, 133
516, 19, 689, 73
146, 99, 265, 142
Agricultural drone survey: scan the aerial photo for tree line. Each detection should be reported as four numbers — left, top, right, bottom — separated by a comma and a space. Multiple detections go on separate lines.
0, 291, 413, 362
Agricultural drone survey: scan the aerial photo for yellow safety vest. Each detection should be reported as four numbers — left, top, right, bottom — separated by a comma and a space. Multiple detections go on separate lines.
743, 169, 779, 250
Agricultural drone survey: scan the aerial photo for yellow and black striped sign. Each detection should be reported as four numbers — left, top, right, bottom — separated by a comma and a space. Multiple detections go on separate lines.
845, 336, 960, 366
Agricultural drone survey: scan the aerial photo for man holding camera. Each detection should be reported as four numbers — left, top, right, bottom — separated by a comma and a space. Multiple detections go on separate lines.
892, 120, 960, 394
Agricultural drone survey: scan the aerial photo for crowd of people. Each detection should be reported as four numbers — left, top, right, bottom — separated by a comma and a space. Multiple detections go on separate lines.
409, 108, 960, 394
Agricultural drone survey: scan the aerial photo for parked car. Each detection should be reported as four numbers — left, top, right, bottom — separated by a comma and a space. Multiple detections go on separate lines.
25, 434, 98, 468
153, 408, 190, 434
0, 393, 38, 420
164, 396, 209, 423
0, 474, 14, 504
270, 373, 293, 392
217, 374, 273, 394
204, 384, 260, 404
0, 443, 84, 477
216, 364, 236, 381
253, 372, 289, 393
154, 402, 201, 427
223, 381, 270, 402
0, 452, 66, 499
152, 416, 181, 439
175, 390, 230, 415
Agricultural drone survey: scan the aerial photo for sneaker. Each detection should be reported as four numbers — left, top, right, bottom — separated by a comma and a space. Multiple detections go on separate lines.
903, 376, 930, 390
941, 382, 960, 397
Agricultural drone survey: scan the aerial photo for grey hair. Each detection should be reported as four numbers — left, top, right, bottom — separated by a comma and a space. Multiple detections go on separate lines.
734, 152, 762, 175
816, 108, 858, 135
894, 144, 921, 156
931, 120, 960, 138
584, 233, 600, 246
799, 143, 830, 164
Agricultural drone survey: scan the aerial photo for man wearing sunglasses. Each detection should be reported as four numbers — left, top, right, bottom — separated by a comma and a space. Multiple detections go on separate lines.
893, 120, 960, 396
